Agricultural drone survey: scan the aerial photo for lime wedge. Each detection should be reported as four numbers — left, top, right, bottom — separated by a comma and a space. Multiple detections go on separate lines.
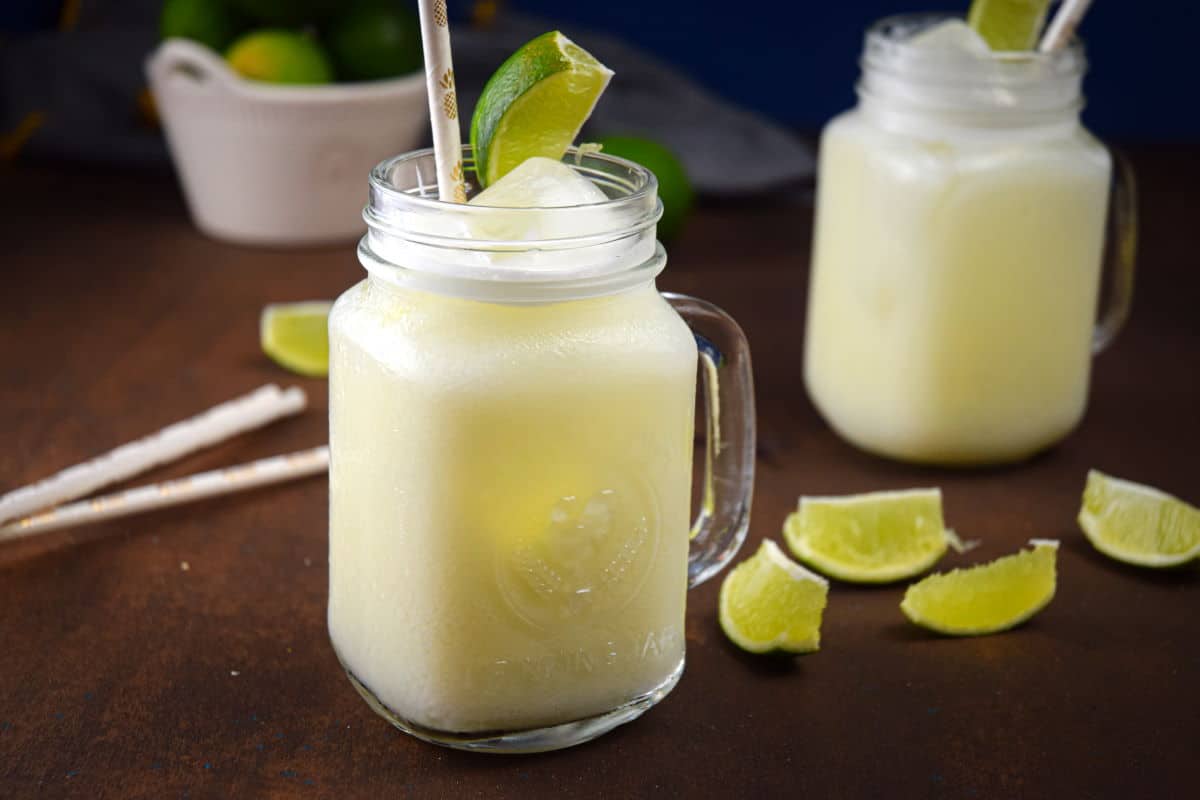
718, 540, 829, 654
901, 540, 1058, 636
1078, 471, 1200, 567
260, 301, 332, 377
967, 0, 1051, 51
783, 489, 961, 583
469, 31, 613, 187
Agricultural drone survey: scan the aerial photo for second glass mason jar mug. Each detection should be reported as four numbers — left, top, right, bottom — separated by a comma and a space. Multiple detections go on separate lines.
326, 147, 755, 752
805, 14, 1137, 466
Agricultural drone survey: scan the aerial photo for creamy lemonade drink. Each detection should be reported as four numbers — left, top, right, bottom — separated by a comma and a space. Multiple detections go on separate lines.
327, 38, 755, 749
805, 14, 1134, 465
329, 253, 695, 734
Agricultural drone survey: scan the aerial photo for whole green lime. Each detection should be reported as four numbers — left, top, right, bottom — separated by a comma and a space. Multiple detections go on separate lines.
160, 0, 247, 52
225, 30, 334, 84
597, 135, 694, 241
226, 0, 339, 25
326, 2, 422, 81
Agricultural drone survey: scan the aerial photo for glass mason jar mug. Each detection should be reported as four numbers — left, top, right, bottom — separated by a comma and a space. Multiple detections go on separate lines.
327, 148, 755, 752
805, 14, 1137, 465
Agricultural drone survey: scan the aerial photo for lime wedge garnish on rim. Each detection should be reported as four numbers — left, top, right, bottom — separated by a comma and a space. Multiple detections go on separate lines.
469, 31, 613, 187
783, 489, 963, 583
1078, 471, 1200, 567
967, 0, 1051, 51
901, 540, 1059, 636
719, 540, 829, 655
260, 301, 332, 377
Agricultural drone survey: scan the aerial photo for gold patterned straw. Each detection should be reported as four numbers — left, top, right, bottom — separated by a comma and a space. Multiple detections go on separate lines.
0, 447, 330, 542
416, 0, 467, 202
0, 385, 306, 526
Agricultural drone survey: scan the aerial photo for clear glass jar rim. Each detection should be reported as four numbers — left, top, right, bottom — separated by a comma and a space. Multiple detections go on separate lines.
365, 145, 661, 231
358, 146, 667, 302
863, 12, 1086, 83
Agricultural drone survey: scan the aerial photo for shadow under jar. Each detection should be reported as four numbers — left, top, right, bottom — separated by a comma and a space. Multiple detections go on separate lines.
804, 13, 1136, 466
327, 147, 755, 753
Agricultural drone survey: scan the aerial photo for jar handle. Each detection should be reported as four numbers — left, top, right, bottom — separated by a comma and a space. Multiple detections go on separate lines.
1093, 146, 1138, 353
665, 293, 756, 588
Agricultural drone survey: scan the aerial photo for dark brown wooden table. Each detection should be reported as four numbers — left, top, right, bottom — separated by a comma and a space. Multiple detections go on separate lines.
2, 146, 1197, 799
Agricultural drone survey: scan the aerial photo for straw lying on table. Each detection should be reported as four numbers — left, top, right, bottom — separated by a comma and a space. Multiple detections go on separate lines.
0, 384, 306, 526
4, 3, 473, 538
0, 446, 329, 542
416, 0, 467, 202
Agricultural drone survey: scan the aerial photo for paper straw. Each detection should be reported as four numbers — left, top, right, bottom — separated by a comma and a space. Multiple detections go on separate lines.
0, 384, 306, 525
0, 447, 329, 542
1039, 0, 1094, 52
416, 0, 467, 202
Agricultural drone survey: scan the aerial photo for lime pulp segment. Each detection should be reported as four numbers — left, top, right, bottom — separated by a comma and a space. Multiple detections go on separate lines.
967, 0, 1052, 51
900, 539, 1058, 636
1078, 470, 1200, 567
260, 301, 332, 377
719, 540, 829, 654
783, 488, 952, 583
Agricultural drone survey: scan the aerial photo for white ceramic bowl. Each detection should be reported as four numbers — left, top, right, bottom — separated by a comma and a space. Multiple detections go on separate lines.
147, 39, 428, 247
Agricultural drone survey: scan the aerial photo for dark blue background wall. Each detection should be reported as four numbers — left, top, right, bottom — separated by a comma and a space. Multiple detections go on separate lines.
4, 1, 1192, 139
514, 1, 1198, 139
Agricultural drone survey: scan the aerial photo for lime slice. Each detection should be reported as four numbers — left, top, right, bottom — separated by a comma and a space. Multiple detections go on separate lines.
718, 540, 829, 654
260, 301, 332, 376
967, 0, 1052, 51
470, 31, 613, 187
1078, 470, 1200, 567
901, 540, 1058, 636
783, 489, 960, 583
